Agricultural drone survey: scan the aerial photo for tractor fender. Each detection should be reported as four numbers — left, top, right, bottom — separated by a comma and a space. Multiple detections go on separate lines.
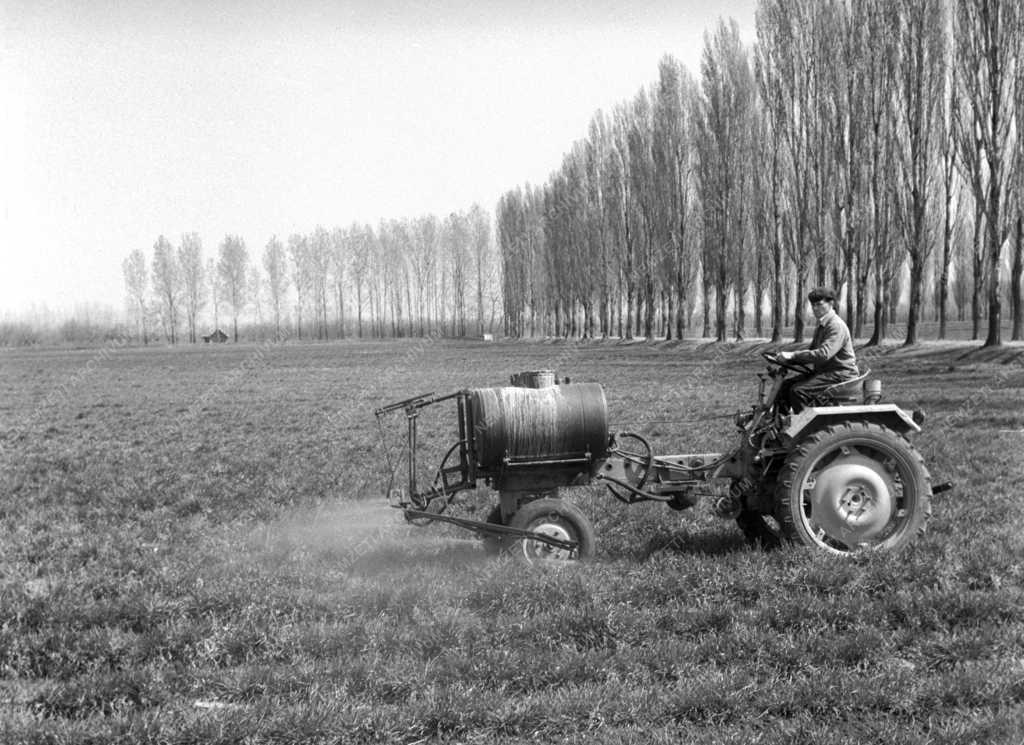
783, 404, 922, 442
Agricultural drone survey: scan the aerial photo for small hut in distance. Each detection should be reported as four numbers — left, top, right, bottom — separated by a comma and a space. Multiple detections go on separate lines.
202, 329, 228, 344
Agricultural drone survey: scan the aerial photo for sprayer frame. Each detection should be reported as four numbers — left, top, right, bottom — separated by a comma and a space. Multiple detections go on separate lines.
375, 389, 603, 553
374, 382, 712, 554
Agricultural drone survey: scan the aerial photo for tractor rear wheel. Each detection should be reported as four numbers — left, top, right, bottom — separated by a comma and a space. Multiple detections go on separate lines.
776, 422, 932, 555
505, 498, 595, 562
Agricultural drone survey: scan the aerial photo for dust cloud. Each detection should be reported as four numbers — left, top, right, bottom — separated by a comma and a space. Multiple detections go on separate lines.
239, 498, 488, 580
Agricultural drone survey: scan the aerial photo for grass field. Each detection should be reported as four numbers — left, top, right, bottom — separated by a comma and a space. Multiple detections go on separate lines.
1, 337, 1023, 744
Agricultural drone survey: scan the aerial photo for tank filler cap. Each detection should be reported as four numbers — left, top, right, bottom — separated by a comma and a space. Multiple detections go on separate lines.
510, 370, 557, 388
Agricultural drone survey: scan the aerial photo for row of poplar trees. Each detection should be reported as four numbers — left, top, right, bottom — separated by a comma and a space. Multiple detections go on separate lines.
498, 0, 1024, 346
123, 208, 498, 343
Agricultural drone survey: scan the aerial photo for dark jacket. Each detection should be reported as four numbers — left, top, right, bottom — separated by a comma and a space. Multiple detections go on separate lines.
791, 310, 859, 378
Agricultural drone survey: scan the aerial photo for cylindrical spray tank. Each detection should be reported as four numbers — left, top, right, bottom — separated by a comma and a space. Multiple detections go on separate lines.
469, 382, 608, 469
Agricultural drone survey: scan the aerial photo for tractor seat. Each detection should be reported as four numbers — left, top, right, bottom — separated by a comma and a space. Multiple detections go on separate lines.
810, 369, 871, 406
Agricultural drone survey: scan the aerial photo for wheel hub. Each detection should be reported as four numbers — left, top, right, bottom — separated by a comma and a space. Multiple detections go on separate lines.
522, 521, 574, 561
807, 455, 894, 544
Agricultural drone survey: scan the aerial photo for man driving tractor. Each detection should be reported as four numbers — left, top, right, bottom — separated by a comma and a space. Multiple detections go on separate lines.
776, 286, 859, 412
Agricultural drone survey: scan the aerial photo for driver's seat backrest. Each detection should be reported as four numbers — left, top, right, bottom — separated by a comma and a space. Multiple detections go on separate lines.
810, 368, 871, 406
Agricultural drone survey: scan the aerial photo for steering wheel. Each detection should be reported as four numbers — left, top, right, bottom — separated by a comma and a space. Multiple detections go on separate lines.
761, 350, 813, 375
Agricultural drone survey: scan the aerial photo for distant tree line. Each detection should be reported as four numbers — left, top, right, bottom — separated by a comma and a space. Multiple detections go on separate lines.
121, 207, 500, 343
498, 0, 1024, 347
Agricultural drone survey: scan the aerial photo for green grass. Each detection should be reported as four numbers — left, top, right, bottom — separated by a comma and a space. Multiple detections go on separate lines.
1, 338, 1023, 743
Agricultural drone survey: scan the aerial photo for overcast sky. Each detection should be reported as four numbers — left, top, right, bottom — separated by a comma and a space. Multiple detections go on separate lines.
0, 0, 757, 316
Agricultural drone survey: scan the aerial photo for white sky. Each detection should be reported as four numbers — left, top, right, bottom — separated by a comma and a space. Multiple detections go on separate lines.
0, 0, 757, 316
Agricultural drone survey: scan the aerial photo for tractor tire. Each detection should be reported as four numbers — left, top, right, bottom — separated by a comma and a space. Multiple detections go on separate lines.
775, 422, 932, 555
481, 505, 504, 556
505, 498, 596, 563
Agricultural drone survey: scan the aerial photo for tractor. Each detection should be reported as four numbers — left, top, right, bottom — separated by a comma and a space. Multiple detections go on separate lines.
375, 354, 950, 560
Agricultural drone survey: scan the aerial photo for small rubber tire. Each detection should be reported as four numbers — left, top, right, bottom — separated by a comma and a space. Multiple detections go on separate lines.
505, 498, 596, 562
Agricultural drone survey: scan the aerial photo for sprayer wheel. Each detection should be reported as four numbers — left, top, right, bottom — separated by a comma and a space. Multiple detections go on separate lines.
505, 498, 595, 563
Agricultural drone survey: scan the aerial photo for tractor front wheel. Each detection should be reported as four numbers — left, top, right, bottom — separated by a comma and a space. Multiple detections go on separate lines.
776, 422, 932, 555
505, 498, 596, 562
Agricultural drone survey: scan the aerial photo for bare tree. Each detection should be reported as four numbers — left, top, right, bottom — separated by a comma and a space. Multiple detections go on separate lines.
217, 234, 248, 342
263, 236, 288, 340
248, 264, 263, 338
468, 204, 492, 337
622, 89, 663, 339
608, 106, 641, 338
938, 43, 962, 340
309, 226, 332, 339
756, 0, 820, 343
151, 235, 181, 344
543, 172, 580, 336
370, 222, 391, 337
330, 227, 347, 339
348, 224, 371, 338
410, 215, 439, 336
753, 28, 790, 343
444, 212, 470, 336
178, 232, 205, 344
891, 0, 947, 345
497, 188, 534, 337
122, 248, 149, 344
653, 56, 699, 340
206, 258, 221, 333
1012, 21, 1024, 340
288, 234, 310, 340
582, 111, 617, 338
1012, 210, 1024, 340
376, 219, 411, 336
954, 0, 1022, 346
696, 18, 756, 342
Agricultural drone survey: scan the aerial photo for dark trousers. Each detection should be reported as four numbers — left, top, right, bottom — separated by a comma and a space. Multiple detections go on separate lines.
781, 371, 855, 412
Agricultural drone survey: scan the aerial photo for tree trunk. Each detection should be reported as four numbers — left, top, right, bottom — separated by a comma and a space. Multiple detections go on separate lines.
735, 255, 746, 342
792, 264, 806, 344
939, 219, 953, 340
643, 274, 655, 339
624, 285, 633, 340
984, 188, 1003, 346
1013, 215, 1023, 340
675, 261, 685, 340
771, 244, 783, 343
754, 248, 764, 339
970, 205, 984, 340
664, 290, 674, 341
337, 283, 346, 339
888, 272, 900, 328
715, 276, 728, 343
904, 253, 924, 346
701, 284, 711, 338
867, 265, 886, 347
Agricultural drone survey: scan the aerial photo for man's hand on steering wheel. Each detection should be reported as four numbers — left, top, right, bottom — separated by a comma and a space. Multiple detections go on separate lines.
761, 350, 812, 374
